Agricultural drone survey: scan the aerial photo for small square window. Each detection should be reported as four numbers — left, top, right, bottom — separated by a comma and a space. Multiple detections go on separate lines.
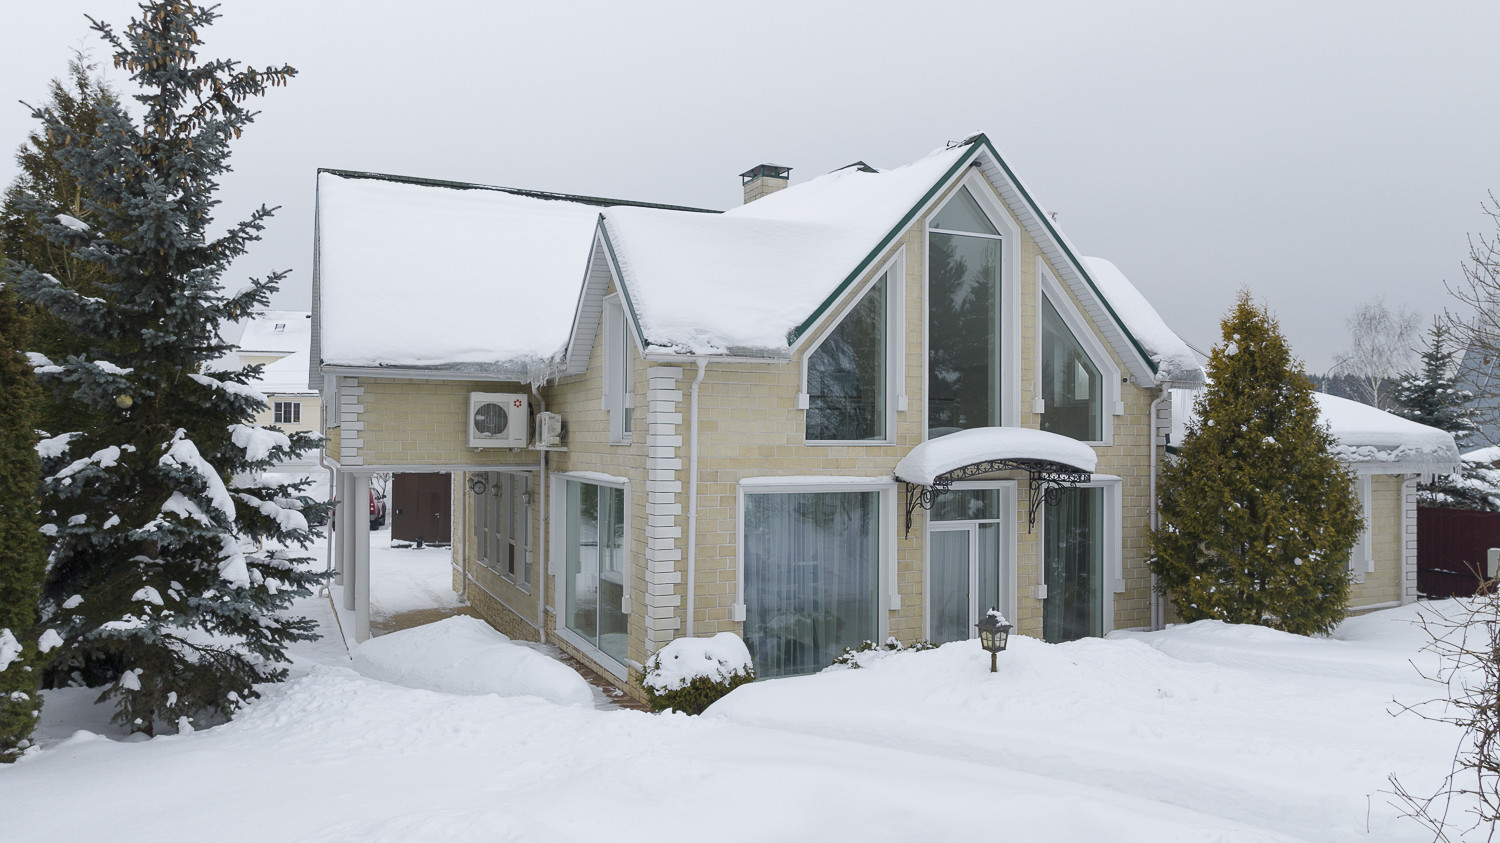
273, 401, 301, 424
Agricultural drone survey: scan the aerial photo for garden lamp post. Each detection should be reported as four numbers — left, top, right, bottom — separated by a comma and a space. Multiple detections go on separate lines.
976, 610, 1013, 673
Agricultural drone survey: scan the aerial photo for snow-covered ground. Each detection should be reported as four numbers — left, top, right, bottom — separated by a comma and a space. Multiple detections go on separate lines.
1, 554, 1478, 841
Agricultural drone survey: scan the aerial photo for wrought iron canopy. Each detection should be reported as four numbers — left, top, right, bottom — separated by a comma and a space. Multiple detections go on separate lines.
901, 457, 1092, 536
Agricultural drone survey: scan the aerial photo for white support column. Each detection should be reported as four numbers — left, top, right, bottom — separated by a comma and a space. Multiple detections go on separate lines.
352, 472, 372, 642
340, 472, 357, 611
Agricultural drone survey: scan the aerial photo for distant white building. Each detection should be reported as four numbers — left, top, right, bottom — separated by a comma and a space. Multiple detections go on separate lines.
225, 310, 319, 467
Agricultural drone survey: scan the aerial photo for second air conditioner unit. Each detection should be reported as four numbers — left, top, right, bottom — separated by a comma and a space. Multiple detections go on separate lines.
468, 392, 529, 448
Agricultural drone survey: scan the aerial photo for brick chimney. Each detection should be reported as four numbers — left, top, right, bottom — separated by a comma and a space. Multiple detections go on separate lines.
740, 164, 791, 204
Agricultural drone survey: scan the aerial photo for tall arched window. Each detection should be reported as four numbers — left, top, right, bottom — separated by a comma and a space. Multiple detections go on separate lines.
928, 185, 1002, 436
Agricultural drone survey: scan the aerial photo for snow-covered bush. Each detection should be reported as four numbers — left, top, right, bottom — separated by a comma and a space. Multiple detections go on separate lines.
642, 632, 754, 715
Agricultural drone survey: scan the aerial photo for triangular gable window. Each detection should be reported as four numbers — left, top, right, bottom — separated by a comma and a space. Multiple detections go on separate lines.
807, 273, 887, 441
930, 186, 999, 235
1040, 295, 1103, 441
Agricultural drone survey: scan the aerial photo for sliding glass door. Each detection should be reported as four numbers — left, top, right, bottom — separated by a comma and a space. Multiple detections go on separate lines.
564, 479, 628, 665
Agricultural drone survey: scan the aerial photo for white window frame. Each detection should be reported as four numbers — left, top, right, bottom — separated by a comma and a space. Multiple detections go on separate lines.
274, 400, 301, 425
1351, 472, 1374, 583
1035, 264, 1122, 446
796, 249, 906, 445
922, 480, 1019, 641
734, 477, 897, 645
601, 294, 634, 445
922, 170, 1022, 440
550, 471, 632, 679
1035, 475, 1124, 636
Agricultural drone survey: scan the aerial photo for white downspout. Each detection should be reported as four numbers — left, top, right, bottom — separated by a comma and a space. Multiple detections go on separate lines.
1149, 384, 1172, 631
319, 374, 338, 578
532, 382, 548, 643
685, 359, 707, 638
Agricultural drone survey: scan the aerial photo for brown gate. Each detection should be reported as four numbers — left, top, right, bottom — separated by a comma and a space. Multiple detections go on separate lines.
392, 473, 452, 545
1417, 506, 1500, 597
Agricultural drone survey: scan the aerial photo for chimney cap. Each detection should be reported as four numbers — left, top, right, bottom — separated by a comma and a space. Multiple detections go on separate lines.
740, 164, 791, 184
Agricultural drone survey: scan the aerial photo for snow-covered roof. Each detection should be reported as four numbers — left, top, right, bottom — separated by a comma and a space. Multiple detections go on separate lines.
1080, 258, 1204, 386
1313, 393, 1462, 475
315, 172, 610, 378
256, 349, 316, 396
1170, 387, 1461, 476
894, 427, 1098, 486
604, 145, 968, 355
236, 310, 311, 355
313, 136, 1185, 384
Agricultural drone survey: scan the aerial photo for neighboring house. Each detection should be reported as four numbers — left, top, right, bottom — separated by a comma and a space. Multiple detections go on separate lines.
226, 311, 320, 466
312, 132, 1223, 698
1454, 340, 1500, 448
1172, 388, 1461, 611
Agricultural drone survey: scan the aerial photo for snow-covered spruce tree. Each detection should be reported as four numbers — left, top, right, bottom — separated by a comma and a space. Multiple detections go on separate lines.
1151, 291, 1361, 636
1392, 322, 1496, 510
5, 2, 330, 735
0, 275, 47, 761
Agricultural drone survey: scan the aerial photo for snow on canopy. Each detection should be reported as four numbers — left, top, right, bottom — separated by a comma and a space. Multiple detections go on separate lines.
605, 144, 968, 355
1170, 387, 1461, 476
894, 427, 1098, 486
316, 173, 604, 375
1081, 257, 1204, 386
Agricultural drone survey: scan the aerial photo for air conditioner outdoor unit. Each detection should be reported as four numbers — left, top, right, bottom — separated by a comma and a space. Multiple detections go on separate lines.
468, 392, 529, 448
535, 411, 565, 448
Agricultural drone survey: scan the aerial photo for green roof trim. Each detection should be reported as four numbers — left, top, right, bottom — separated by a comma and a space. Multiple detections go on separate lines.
787, 142, 979, 345
968, 137, 1157, 375
784, 135, 1158, 379
317, 167, 719, 215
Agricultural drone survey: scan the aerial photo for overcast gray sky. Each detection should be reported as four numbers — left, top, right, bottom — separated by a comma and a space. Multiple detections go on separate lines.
6, 0, 1499, 373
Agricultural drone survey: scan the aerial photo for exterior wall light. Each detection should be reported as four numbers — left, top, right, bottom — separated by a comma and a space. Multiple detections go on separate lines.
975, 610, 1013, 673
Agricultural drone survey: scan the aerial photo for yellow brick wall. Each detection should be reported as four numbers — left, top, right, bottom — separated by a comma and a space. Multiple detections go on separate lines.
1349, 473, 1404, 608
346, 378, 543, 469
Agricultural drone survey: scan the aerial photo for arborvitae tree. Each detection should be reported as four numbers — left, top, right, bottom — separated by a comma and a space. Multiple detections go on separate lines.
0, 277, 47, 761
1151, 291, 1361, 636
6, 1, 329, 735
1391, 322, 1496, 510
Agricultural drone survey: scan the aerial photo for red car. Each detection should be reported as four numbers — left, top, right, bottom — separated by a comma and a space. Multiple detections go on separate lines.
369, 488, 388, 530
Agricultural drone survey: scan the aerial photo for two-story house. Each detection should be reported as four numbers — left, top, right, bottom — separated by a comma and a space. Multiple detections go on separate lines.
308, 133, 1437, 700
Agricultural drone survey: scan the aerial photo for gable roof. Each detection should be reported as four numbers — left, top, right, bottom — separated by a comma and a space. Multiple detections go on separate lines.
313, 136, 1198, 388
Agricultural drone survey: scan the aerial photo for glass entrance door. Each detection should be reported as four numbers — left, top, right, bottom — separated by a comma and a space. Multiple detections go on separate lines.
930, 528, 972, 645
928, 487, 1009, 646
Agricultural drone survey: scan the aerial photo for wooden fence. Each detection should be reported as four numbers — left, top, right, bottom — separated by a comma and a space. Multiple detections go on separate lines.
1417, 506, 1500, 597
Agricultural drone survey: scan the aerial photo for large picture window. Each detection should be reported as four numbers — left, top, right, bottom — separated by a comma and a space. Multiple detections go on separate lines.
928, 185, 1002, 436
1040, 295, 1103, 441
742, 490, 880, 678
563, 479, 628, 665
806, 273, 887, 441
